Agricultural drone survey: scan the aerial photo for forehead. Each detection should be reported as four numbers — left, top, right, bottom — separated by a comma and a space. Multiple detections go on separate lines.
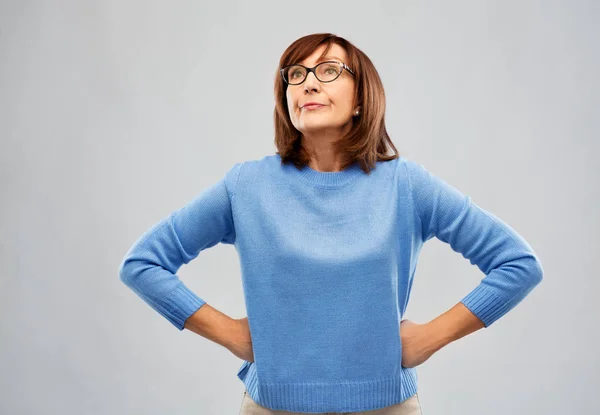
299, 43, 348, 66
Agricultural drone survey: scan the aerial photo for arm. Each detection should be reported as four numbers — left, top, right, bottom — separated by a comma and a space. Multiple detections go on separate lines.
400, 302, 486, 368
184, 302, 241, 348
118, 162, 243, 331
403, 158, 544, 329
427, 302, 486, 351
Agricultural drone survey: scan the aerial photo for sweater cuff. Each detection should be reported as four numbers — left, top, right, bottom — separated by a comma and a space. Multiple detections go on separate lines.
460, 283, 511, 328
163, 283, 207, 331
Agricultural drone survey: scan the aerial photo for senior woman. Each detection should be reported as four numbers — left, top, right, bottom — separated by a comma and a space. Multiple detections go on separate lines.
119, 33, 543, 415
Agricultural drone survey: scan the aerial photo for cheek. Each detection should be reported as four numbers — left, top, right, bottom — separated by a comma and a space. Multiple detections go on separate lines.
286, 92, 297, 118
330, 87, 353, 112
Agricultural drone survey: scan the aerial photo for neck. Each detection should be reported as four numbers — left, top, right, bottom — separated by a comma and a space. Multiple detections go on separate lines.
300, 124, 353, 172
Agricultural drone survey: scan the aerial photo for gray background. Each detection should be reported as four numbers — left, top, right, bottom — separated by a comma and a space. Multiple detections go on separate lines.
1, 1, 598, 414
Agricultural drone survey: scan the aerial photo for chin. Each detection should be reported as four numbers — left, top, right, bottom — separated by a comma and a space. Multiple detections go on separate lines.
300, 122, 335, 132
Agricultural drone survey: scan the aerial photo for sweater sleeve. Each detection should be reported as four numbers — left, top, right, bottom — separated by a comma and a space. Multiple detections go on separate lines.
118, 162, 243, 330
402, 158, 543, 327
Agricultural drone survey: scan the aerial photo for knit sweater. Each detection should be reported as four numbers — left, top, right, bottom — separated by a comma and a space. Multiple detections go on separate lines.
118, 153, 543, 413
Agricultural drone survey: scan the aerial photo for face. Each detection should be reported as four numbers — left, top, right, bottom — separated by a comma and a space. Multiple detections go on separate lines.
285, 43, 357, 138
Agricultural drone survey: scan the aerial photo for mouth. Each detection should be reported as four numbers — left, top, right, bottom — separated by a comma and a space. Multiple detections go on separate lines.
302, 104, 326, 110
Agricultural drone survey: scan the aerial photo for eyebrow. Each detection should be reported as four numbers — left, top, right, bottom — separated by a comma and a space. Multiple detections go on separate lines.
300, 55, 345, 66
318, 55, 344, 63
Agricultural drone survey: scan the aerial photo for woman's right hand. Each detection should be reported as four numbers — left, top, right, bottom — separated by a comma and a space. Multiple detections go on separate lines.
228, 317, 255, 362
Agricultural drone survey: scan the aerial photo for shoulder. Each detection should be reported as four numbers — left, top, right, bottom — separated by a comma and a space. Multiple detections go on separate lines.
388, 154, 424, 187
228, 153, 278, 178
223, 153, 279, 193
392, 155, 445, 191
393, 155, 423, 176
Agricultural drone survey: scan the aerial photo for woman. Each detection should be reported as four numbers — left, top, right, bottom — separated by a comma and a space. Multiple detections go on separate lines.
119, 33, 543, 415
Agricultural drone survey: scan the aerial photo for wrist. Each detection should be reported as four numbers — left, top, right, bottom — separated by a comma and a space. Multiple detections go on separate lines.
424, 302, 486, 351
222, 318, 242, 350
424, 320, 454, 352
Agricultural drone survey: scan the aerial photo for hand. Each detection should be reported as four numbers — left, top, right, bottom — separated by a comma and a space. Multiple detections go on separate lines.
399, 319, 439, 368
228, 317, 255, 363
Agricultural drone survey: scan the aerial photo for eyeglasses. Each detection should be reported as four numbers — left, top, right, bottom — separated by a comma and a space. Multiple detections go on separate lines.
280, 61, 355, 85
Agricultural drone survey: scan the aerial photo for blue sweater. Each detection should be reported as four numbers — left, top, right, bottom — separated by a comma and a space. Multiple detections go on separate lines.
119, 153, 543, 413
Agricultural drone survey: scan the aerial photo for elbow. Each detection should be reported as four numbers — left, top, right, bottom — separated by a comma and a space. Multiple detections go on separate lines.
118, 258, 131, 286
118, 256, 138, 287
119, 251, 160, 289
528, 255, 544, 288
118, 241, 149, 287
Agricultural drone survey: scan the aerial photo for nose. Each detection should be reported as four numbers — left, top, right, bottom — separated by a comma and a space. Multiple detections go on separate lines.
303, 70, 320, 93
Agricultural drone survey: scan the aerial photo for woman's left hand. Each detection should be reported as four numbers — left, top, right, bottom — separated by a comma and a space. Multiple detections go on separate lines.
399, 319, 440, 368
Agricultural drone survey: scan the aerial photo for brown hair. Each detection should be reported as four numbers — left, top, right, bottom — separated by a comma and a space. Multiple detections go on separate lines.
273, 33, 400, 174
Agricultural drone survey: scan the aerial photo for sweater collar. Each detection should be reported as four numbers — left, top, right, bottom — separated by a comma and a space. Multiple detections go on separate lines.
277, 154, 365, 188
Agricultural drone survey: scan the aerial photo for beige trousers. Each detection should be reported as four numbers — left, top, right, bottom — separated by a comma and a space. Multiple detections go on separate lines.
239, 390, 423, 415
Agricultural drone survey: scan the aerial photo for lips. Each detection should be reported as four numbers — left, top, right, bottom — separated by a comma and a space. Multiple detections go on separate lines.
302, 103, 325, 110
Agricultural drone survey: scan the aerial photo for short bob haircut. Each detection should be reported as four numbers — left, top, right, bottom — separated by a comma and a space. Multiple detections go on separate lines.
274, 33, 400, 174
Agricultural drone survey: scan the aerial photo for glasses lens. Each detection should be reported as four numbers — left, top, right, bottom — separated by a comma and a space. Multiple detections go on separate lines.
285, 65, 307, 84
316, 62, 342, 82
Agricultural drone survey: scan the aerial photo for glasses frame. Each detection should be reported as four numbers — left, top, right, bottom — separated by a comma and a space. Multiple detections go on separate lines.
280, 60, 355, 85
